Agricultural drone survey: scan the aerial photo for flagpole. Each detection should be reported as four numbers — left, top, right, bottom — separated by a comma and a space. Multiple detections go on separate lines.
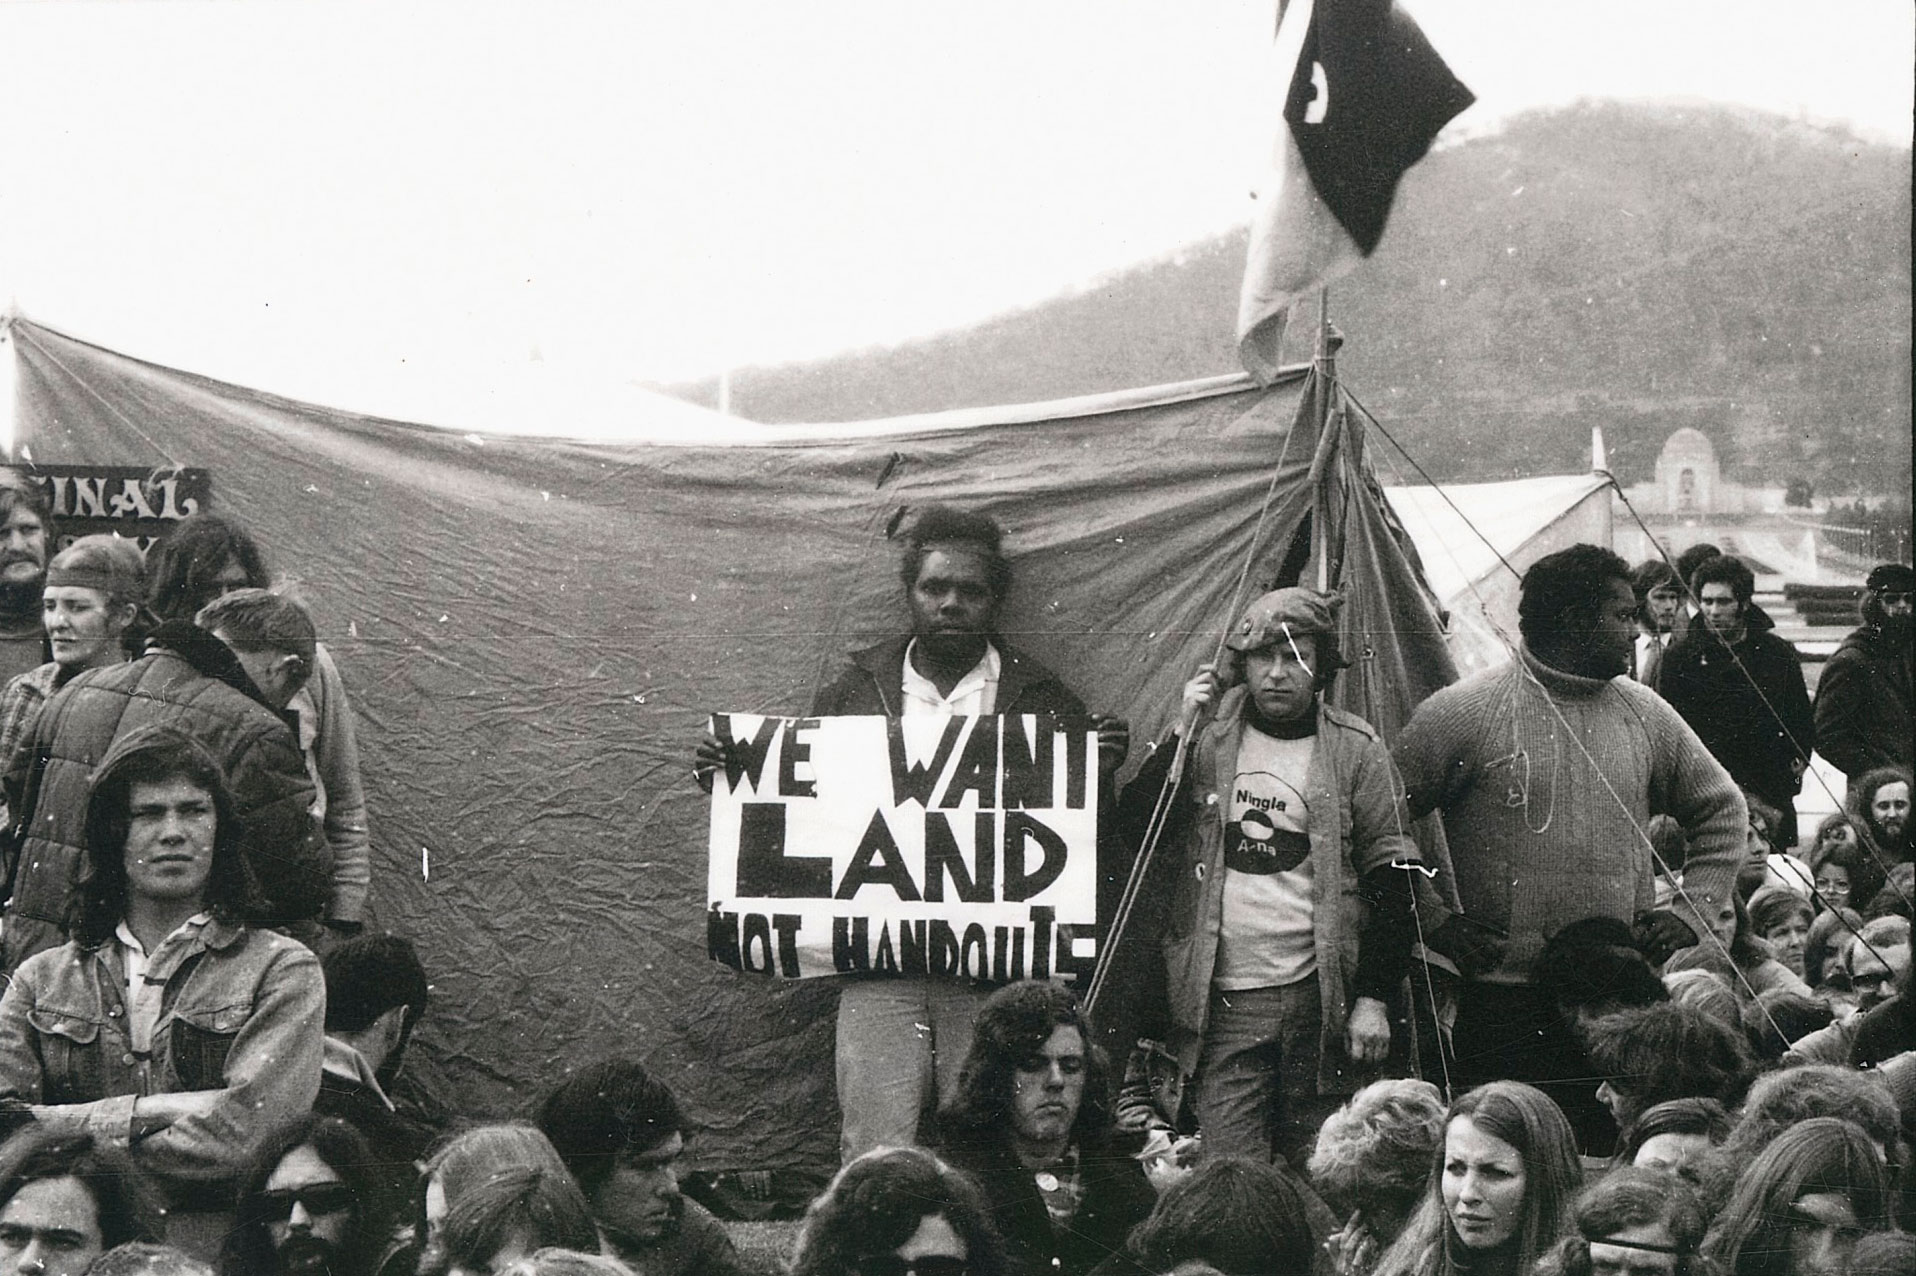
1313, 288, 1334, 593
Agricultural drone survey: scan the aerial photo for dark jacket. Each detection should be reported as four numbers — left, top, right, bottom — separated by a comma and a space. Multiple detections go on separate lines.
1, 622, 329, 973
1659, 611, 1814, 817
938, 1134, 1154, 1276
810, 635, 1087, 719
1813, 619, 1913, 784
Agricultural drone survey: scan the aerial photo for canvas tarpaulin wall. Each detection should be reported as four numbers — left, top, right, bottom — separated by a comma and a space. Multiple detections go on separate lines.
6, 318, 1454, 1176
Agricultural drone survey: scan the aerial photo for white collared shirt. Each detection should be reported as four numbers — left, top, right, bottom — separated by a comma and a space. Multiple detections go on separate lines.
900, 639, 1000, 716
116, 913, 213, 1054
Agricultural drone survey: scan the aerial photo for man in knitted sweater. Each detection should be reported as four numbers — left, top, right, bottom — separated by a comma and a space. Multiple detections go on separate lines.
1394, 545, 1746, 1146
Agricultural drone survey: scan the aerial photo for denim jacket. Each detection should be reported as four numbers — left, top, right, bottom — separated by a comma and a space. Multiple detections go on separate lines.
0, 918, 324, 1200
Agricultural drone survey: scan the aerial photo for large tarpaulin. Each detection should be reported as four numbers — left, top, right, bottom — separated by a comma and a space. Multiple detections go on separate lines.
6, 318, 1454, 1176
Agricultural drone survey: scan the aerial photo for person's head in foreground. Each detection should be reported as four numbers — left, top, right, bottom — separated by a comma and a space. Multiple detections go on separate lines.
87, 1242, 216, 1276
223, 1114, 395, 1276
1702, 1117, 1890, 1276
1586, 1001, 1751, 1135
1614, 1098, 1732, 1176
0, 1125, 164, 1276
420, 1125, 584, 1276
1307, 1077, 1448, 1249
941, 980, 1109, 1160
1372, 1080, 1583, 1276
1533, 1167, 1708, 1276
433, 1162, 599, 1276
789, 1146, 1006, 1276
1124, 1156, 1316, 1276
537, 1057, 690, 1252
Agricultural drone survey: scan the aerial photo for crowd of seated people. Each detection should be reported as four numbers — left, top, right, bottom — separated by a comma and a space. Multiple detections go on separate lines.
0, 482, 1911, 1275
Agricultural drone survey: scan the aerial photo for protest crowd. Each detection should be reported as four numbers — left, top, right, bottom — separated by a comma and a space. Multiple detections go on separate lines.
0, 469, 1911, 1276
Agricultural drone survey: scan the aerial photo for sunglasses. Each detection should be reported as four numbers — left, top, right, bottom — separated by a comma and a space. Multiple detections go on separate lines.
853, 1257, 968, 1276
259, 1183, 355, 1220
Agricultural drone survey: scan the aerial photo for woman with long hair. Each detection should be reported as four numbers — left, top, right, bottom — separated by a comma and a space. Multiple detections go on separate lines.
1370, 1081, 1582, 1276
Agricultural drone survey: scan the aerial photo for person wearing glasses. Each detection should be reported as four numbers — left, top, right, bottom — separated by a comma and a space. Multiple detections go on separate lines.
0, 728, 325, 1209
790, 1146, 1006, 1276
1813, 562, 1913, 800
221, 1115, 400, 1276
0, 1124, 165, 1276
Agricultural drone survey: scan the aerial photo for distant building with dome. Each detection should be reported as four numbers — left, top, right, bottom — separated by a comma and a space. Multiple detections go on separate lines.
1621, 427, 1781, 516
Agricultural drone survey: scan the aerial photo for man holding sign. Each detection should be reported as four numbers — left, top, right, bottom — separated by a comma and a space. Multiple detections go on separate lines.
696, 505, 1128, 1163
1122, 587, 1432, 1170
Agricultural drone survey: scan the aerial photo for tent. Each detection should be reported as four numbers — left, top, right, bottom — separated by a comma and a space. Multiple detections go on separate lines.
1385, 474, 1615, 674
2, 315, 1455, 1178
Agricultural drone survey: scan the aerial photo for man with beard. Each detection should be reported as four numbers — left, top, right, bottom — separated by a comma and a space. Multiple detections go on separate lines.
693, 504, 1129, 1161
316, 934, 436, 1203
1814, 562, 1914, 794
1849, 766, 1912, 867
1630, 560, 1683, 688
222, 1116, 399, 1276
0, 1125, 164, 1276
1660, 554, 1815, 848
0, 471, 53, 687
537, 1057, 746, 1276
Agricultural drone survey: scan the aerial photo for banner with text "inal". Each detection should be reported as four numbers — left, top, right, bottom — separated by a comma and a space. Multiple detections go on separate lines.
707, 713, 1100, 982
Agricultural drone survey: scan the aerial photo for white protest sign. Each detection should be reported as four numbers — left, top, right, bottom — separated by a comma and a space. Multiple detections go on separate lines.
706, 714, 1100, 981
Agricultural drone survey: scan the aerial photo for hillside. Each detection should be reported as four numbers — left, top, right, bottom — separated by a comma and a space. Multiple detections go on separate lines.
668, 101, 1912, 495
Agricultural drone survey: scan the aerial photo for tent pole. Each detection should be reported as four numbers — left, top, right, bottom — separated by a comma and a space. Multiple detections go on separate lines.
1312, 289, 1334, 592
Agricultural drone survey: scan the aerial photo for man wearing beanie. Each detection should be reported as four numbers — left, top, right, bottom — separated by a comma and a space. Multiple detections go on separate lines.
1394, 544, 1745, 1152
1119, 586, 1435, 1169
1814, 562, 1913, 794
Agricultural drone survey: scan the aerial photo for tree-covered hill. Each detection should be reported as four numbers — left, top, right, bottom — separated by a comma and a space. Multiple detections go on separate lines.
670, 101, 1911, 495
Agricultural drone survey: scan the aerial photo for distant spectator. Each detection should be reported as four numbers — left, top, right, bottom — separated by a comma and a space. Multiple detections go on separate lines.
1614, 1097, 1732, 1175
1630, 559, 1683, 688
1807, 817, 1883, 917
148, 511, 375, 935
1533, 1168, 1708, 1276
537, 1058, 746, 1276
1803, 906, 1865, 1001
1120, 1157, 1318, 1276
1813, 562, 1913, 789
0, 469, 54, 687
1660, 553, 1814, 848
221, 1114, 400, 1276
0, 1125, 164, 1276
789, 1147, 1006, 1276
1742, 987, 1834, 1064
1746, 885, 1813, 979
1851, 765, 1913, 865
1663, 885, 1812, 1002
1672, 544, 1722, 601
0, 533, 145, 782
1307, 1078, 1447, 1276
936, 981, 1152, 1276
1585, 1002, 1752, 1134
1702, 1117, 1892, 1276
1371, 1081, 1583, 1276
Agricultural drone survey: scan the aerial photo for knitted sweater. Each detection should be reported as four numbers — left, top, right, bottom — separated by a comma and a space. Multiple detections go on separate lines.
1394, 646, 1746, 985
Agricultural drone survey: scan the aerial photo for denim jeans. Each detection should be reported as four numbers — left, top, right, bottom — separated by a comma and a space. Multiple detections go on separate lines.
836, 978, 992, 1162
1194, 977, 1330, 1169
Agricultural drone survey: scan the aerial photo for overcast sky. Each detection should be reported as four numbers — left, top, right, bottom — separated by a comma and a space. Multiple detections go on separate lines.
0, 0, 1908, 407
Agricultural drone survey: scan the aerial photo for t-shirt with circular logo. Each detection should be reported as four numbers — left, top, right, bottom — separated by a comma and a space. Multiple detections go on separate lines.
1213, 724, 1316, 990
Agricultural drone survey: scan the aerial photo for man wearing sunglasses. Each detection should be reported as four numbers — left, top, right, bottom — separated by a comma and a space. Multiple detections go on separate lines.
1813, 562, 1914, 798
222, 1115, 399, 1276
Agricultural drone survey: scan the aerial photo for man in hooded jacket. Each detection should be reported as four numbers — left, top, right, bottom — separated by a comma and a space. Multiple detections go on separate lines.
1813, 562, 1913, 797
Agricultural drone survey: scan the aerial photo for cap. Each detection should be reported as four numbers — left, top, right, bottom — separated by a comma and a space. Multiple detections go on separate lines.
1225, 587, 1340, 653
1865, 563, 1914, 593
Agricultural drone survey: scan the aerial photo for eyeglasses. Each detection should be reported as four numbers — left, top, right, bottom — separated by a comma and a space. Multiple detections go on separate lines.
258, 1183, 355, 1220
852, 1256, 969, 1276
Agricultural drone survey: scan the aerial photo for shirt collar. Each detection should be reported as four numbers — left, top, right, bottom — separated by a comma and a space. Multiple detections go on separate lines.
900, 638, 1000, 710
